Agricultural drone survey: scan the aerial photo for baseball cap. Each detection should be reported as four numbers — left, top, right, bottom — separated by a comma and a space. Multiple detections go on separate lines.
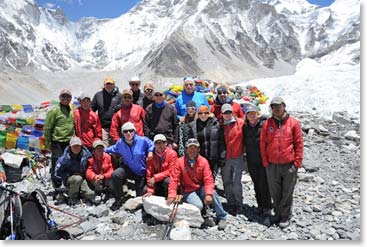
78, 92, 91, 101
186, 101, 196, 108
92, 139, 105, 149
221, 103, 233, 113
217, 85, 228, 94
121, 122, 136, 132
198, 105, 209, 113
59, 89, 72, 97
122, 89, 133, 96
153, 134, 167, 143
104, 76, 115, 84
270, 96, 286, 106
246, 104, 258, 114
69, 136, 82, 147
186, 138, 200, 148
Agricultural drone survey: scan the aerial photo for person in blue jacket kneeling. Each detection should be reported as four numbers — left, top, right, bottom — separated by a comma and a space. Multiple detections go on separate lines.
105, 122, 154, 211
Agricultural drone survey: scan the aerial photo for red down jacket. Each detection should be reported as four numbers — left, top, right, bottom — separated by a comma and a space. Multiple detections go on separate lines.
74, 108, 102, 149
168, 155, 214, 199
146, 147, 178, 194
86, 153, 114, 181
260, 114, 304, 168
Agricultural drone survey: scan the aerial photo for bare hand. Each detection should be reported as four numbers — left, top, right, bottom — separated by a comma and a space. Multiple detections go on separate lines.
146, 152, 154, 161
166, 197, 175, 205
147, 177, 155, 187
204, 195, 213, 205
143, 192, 152, 198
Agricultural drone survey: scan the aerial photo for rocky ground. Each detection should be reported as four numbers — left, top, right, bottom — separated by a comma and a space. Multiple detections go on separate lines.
3, 111, 361, 240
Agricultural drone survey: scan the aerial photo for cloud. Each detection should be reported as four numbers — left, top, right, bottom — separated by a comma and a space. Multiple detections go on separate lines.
43, 3, 56, 8
57, 0, 83, 5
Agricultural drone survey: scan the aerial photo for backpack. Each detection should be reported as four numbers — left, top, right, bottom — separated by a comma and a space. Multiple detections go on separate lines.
0, 188, 71, 240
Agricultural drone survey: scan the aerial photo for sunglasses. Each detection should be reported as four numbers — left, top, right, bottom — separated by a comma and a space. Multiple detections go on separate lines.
223, 111, 232, 115
186, 106, 196, 111
271, 104, 283, 109
198, 112, 209, 115
123, 129, 135, 134
154, 93, 163, 97
61, 94, 71, 99
184, 83, 195, 87
218, 91, 228, 95
123, 96, 132, 99
145, 89, 153, 92
130, 83, 139, 86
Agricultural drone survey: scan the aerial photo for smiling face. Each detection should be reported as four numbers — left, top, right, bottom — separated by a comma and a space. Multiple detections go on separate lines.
184, 80, 195, 94
122, 93, 133, 106
79, 98, 91, 110
155, 140, 167, 153
122, 129, 135, 141
129, 81, 141, 92
271, 103, 285, 119
222, 110, 233, 121
198, 110, 210, 121
59, 93, 72, 106
153, 92, 165, 104
186, 145, 199, 160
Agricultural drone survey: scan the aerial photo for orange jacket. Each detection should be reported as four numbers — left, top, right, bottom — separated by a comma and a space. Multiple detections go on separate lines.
168, 155, 214, 198
260, 114, 304, 168
110, 104, 145, 143
223, 118, 245, 159
74, 108, 102, 149
146, 147, 178, 194
86, 152, 114, 181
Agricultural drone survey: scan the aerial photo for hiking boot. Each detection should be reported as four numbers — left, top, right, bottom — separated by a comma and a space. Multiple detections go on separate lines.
262, 208, 272, 217
110, 198, 123, 211
217, 219, 227, 231
203, 216, 216, 227
67, 198, 78, 206
270, 215, 280, 224
279, 219, 290, 229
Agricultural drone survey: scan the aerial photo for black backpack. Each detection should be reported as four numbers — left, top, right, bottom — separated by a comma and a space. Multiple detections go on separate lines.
0, 188, 71, 240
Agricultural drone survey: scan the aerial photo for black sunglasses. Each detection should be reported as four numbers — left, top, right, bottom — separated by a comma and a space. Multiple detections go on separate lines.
123, 129, 135, 134
218, 91, 227, 95
130, 83, 139, 86
154, 93, 163, 97
123, 96, 132, 99
61, 94, 71, 99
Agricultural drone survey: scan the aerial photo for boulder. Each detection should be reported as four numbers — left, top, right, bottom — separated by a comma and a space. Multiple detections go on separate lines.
170, 220, 192, 240
124, 196, 143, 211
142, 195, 204, 227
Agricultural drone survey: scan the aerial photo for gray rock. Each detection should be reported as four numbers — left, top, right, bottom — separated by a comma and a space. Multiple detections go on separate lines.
143, 195, 204, 227
67, 226, 84, 238
111, 217, 125, 225
344, 130, 360, 142
80, 219, 98, 233
88, 205, 109, 218
312, 205, 322, 212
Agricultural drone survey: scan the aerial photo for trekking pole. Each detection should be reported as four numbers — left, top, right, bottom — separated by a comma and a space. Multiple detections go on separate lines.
162, 195, 183, 240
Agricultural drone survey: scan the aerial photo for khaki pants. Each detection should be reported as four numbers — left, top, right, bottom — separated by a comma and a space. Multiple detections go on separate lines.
66, 175, 95, 200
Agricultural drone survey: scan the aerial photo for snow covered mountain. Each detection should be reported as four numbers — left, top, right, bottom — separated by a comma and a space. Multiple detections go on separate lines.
0, 0, 360, 81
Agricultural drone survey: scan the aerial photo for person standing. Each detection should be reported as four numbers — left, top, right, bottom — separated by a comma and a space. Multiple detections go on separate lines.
189, 105, 221, 178
143, 134, 178, 198
260, 97, 304, 228
110, 89, 146, 143
91, 76, 122, 146
105, 122, 154, 211
175, 77, 209, 121
44, 89, 75, 190
211, 85, 244, 124
74, 93, 102, 151
129, 76, 145, 106
243, 104, 272, 217
167, 138, 227, 230
143, 90, 179, 148
220, 103, 245, 216
142, 82, 155, 110
177, 100, 197, 157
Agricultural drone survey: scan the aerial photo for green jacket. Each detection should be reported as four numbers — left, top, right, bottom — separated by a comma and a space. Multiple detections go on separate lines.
44, 104, 75, 148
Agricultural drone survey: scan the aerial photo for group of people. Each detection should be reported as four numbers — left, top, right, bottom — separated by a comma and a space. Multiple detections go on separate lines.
23, 75, 304, 230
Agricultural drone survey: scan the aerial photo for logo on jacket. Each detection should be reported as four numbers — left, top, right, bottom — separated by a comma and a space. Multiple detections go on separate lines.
269, 127, 274, 133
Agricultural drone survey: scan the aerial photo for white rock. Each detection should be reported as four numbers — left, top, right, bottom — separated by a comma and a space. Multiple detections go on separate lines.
123, 196, 143, 210
170, 220, 192, 240
142, 195, 204, 227
344, 130, 360, 142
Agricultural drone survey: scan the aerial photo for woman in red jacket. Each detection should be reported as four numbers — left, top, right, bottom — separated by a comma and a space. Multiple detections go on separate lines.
86, 140, 114, 201
220, 103, 245, 216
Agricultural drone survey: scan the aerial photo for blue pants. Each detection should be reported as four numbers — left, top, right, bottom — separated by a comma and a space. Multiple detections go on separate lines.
184, 186, 227, 220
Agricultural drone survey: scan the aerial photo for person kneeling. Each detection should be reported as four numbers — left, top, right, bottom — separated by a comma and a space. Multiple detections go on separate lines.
55, 137, 99, 206
86, 140, 114, 203
166, 138, 227, 230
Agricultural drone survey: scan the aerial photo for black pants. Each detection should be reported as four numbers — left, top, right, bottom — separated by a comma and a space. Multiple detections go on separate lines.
154, 177, 170, 197
247, 161, 272, 210
51, 141, 69, 189
265, 163, 298, 221
111, 166, 146, 198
